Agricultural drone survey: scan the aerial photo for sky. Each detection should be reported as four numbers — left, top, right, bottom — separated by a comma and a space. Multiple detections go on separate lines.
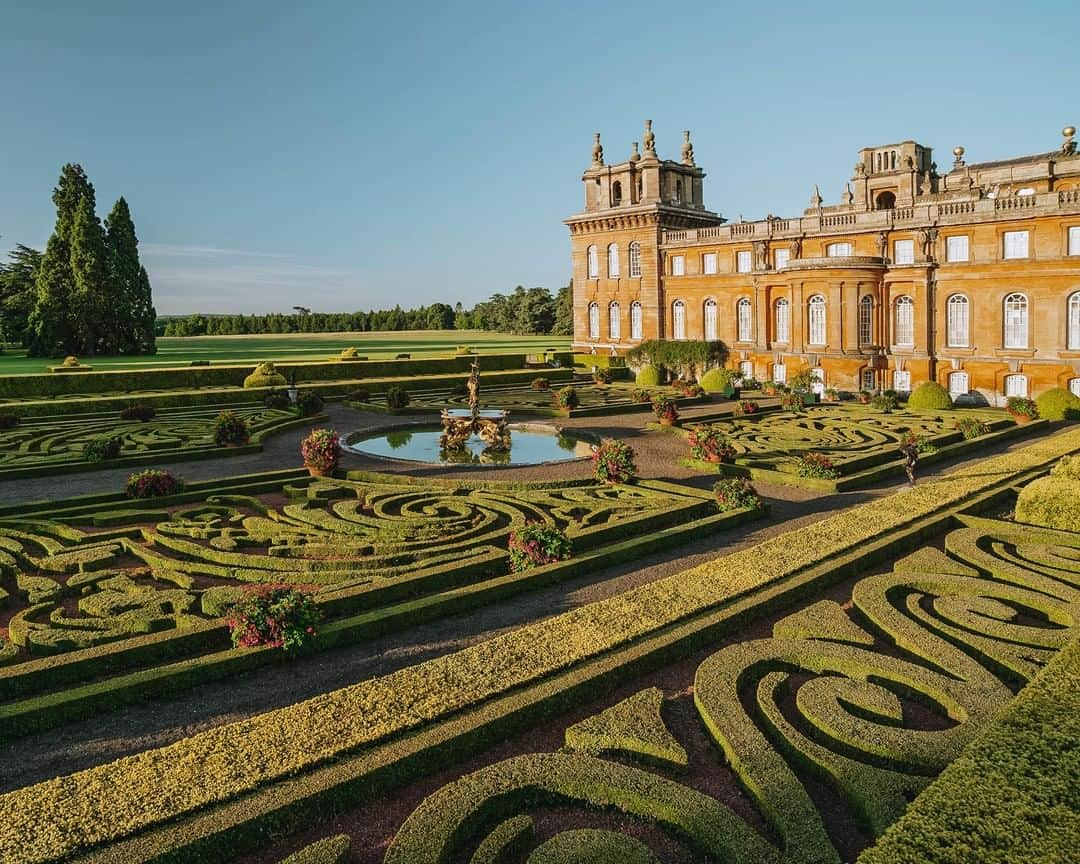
1, 0, 1078, 315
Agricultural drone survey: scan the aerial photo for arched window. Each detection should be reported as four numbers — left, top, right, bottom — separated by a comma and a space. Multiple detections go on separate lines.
587, 245, 599, 279
630, 301, 643, 340
607, 243, 619, 278
808, 295, 827, 345
608, 301, 620, 340
775, 298, 790, 343
628, 241, 642, 278
704, 299, 718, 341
894, 295, 914, 347
858, 295, 874, 345
675, 179, 683, 204
947, 295, 970, 347
588, 302, 600, 339
1004, 374, 1028, 398
948, 371, 969, 398
737, 297, 752, 342
672, 300, 686, 340
891, 150, 897, 169
875, 191, 896, 210
611, 181, 622, 206
1003, 293, 1029, 349
1068, 292, 1080, 350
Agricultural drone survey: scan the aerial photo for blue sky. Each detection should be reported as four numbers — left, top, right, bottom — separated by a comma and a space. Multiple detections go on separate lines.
1, 1, 1077, 314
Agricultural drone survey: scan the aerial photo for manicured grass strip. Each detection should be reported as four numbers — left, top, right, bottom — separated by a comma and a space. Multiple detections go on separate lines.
1, 430, 1077, 864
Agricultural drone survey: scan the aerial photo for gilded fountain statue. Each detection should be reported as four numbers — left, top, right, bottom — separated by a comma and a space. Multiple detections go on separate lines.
439, 359, 511, 454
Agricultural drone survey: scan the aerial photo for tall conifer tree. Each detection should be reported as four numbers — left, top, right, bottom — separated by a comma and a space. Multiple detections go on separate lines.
105, 197, 143, 353
69, 195, 109, 354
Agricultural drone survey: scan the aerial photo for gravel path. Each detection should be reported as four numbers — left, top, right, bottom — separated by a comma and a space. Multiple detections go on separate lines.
0, 401, 1056, 793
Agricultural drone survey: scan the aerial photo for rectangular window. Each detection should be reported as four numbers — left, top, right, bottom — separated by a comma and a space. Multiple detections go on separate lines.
861, 369, 876, 391
893, 239, 914, 265
826, 242, 853, 257
671, 255, 685, 276
946, 235, 969, 263
630, 303, 642, 340
703, 253, 718, 275
893, 370, 911, 392
774, 247, 790, 269
1003, 230, 1029, 260
773, 363, 786, 384
736, 250, 752, 273
1069, 226, 1080, 256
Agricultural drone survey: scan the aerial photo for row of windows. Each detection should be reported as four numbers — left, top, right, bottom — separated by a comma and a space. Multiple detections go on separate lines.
587, 242, 644, 279
586, 293, 1080, 350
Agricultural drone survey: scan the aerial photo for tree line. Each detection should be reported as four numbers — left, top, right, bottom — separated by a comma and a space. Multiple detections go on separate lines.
0, 164, 156, 356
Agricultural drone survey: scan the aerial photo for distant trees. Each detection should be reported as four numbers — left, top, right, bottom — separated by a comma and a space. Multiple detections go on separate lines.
0, 245, 42, 346
23, 164, 155, 356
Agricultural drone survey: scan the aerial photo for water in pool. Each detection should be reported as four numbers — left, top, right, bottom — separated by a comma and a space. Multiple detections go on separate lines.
345, 424, 593, 465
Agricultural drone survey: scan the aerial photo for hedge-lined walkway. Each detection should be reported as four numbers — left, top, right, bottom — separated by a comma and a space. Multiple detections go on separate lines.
1, 405, 1065, 794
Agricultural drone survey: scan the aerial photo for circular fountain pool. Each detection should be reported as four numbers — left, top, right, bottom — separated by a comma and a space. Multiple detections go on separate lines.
344, 423, 594, 466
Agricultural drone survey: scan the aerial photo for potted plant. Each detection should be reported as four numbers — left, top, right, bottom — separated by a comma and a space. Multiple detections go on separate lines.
652, 394, 679, 426
592, 367, 613, 385
687, 425, 736, 463
796, 451, 840, 479
213, 410, 250, 446
823, 387, 841, 403
713, 477, 762, 512
592, 438, 637, 484
554, 385, 579, 413
226, 586, 321, 652
301, 428, 340, 477
507, 522, 572, 572
125, 469, 184, 499
857, 390, 873, 405
1006, 396, 1038, 424
733, 399, 760, 417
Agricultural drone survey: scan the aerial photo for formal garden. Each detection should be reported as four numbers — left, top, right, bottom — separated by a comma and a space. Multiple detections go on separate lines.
0, 343, 1077, 864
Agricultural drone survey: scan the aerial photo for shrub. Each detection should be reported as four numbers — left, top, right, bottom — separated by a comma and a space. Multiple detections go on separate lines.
554, 386, 579, 410
263, 389, 292, 410
635, 365, 661, 387
672, 378, 705, 398
907, 381, 953, 410
651, 394, 679, 423
1014, 476, 1080, 532
507, 523, 572, 572
1051, 454, 1080, 480
385, 386, 410, 411
592, 367, 613, 385
592, 438, 637, 484
857, 390, 872, 404
83, 436, 122, 462
739, 377, 760, 391
531, 377, 550, 391
687, 425, 736, 462
349, 387, 371, 403
630, 388, 652, 403
455, 345, 474, 356
780, 391, 806, 412
901, 432, 937, 455
301, 428, 340, 474
790, 369, 821, 393
0, 413, 20, 429
955, 416, 990, 440
1006, 396, 1038, 420
295, 390, 324, 417
733, 399, 759, 417
699, 367, 735, 394
339, 347, 362, 360
62, 355, 80, 368
872, 393, 899, 413
625, 339, 724, 378
119, 403, 156, 422
796, 452, 840, 479
280, 835, 351, 864
713, 477, 762, 512
226, 586, 321, 652
243, 361, 287, 389
213, 410, 250, 446
762, 381, 786, 396
823, 387, 840, 402
125, 469, 184, 499
1035, 387, 1080, 421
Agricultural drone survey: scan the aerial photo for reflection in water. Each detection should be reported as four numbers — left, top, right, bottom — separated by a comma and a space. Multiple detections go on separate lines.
346, 424, 592, 466
385, 430, 414, 449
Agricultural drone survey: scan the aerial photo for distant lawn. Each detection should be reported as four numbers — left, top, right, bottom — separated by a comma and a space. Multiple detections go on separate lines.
0, 330, 569, 375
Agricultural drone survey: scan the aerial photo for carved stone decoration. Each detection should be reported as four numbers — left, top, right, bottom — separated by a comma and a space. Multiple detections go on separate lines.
1063, 126, 1077, 156
643, 119, 656, 157
877, 231, 889, 259
952, 145, 965, 167
810, 185, 823, 209
753, 240, 770, 271
439, 360, 512, 455
854, 162, 866, 176
790, 235, 803, 259
919, 227, 939, 262
592, 133, 604, 167
629, 141, 641, 163
681, 130, 695, 166
841, 183, 854, 206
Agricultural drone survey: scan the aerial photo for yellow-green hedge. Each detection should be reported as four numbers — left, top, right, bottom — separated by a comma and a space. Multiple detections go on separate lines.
1, 429, 1078, 864
1015, 475, 1080, 532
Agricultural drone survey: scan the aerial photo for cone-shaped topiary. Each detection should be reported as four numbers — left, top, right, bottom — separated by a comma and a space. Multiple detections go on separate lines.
243, 361, 287, 388
1035, 387, 1080, 421
635, 364, 661, 386
907, 381, 953, 410
699, 367, 735, 394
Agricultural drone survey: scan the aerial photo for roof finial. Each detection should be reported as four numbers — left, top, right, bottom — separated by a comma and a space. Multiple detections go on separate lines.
1063, 125, 1077, 156
841, 182, 853, 206
952, 145, 965, 167
592, 132, 604, 167
810, 184, 823, 208
681, 130, 695, 166
643, 120, 656, 156
630, 141, 641, 163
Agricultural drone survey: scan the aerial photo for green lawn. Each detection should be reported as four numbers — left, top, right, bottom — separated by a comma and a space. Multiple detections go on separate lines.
0, 330, 569, 375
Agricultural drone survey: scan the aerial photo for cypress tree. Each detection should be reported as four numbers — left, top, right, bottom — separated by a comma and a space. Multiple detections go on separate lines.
104, 197, 141, 353
134, 264, 157, 354
68, 195, 109, 355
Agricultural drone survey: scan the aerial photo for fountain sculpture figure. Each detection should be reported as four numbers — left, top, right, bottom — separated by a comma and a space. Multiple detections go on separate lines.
439, 360, 511, 453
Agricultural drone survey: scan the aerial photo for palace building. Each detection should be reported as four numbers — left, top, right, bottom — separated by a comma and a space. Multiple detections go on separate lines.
565, 121, 1080, 404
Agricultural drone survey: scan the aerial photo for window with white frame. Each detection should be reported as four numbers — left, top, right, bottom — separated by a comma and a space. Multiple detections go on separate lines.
630, 301, 643, 340
773, 363, 787, 384
775, 298, 790, 343
737, 297, 752, 342
588, 302, 600, 339
607, 243, 619, 278
946, 235, 970, 262
858, 295, 873, 345
1003, 230, 1029, 260
826, 242, 853, 257
810, 368, 825, 396
948, 371, 969, 397
1070, 377, 1080, 397
587, 245, 599, 278
894, 239, 915, 265
1017, 187, 1035, 197
808, 294, 827, 345
672, 300, 686, 339
608, 302, 620, 340
739, 360, 754, 380
774, 247, 790, 269
947, 294, 970, 347
1069, 227, 1080, 256
1004, 374, 1028, 398
893, 369, 911, 392
894, 295, 915, 347
1003, 292, 1029, 348
861, 369, 875, 391
1068, 292, 1080, 350
629, 241, 642, 277
736, 250, 752, 273
671, 255, 685, 276
704, 299, 718, 341
703, 253, 718, 275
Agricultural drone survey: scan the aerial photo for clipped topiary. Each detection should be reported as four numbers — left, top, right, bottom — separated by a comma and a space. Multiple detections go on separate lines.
1051, 454, 1080, 480
699, 367, 735, 394
295, 390, 324, 417
278, 835, 351, 864
1015, 476, 1080, 532
635, 364, 661, 387
1035, 387, 1080, 421
907, 380, 953, 411
385, 385, 410, 411
243, 361, 287, 388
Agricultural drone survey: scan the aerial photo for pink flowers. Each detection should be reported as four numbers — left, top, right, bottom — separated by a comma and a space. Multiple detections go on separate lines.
507, 522, 572, 572
226, 585, 321, 652
301, 428, 341, 473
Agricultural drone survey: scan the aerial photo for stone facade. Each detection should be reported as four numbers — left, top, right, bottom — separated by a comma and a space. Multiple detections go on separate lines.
566, 122, 1080, 404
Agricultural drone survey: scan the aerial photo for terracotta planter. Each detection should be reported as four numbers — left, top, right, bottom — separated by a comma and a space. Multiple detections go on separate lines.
659, 417, 676, 426
705, 453, 722, 464
1013, 414, 1034, 425
307, 465, 334, 477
